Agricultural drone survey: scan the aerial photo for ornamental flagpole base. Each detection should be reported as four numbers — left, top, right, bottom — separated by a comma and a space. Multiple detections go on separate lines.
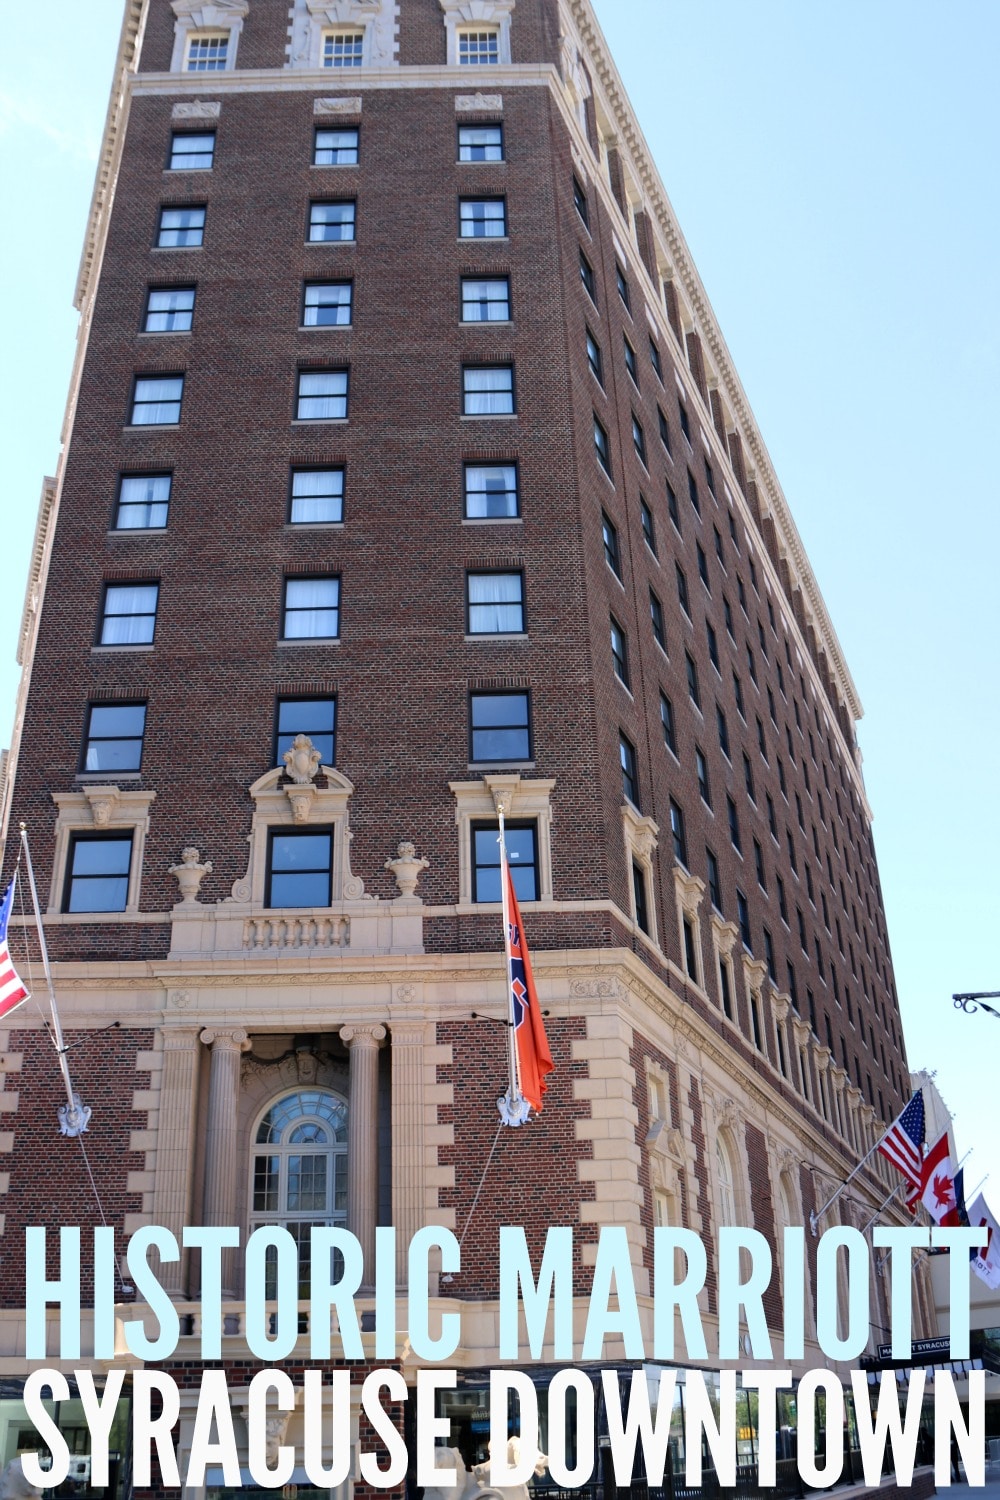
58, 1095, 91, 1138
498, 1090, 531, 1127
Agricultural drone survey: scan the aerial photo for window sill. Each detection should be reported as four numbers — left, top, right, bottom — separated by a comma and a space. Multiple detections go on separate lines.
460, 413, 517, 421
463, 633, 527, 642
310, 163, 359, 169
456, 159, 507, 166
137, 330, 192, 338
283, 521, 345, 531
460, 319, 513, 328
124, 423, 182, 432
276, 636, 340, 646
305, 239, 356, 248
299, 325, 352, 332
74, 772, 142, 783
457, 236, 510, 244
462, 516, 521, 525
163, 166, 213, 174
290, 418, 349, 425
91, 644, 155, 653
106, 528, 168, 537
468, 761, 535, 772
151, 245, 202, 253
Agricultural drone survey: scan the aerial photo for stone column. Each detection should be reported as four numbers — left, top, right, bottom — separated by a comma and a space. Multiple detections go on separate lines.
200, 1028, 249, 1297
150, 1026, 200, 1298
390, 1022, 427, 1286
342, 1024, 386, 1285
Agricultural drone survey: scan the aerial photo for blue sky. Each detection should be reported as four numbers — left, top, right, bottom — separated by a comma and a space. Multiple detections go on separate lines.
1, 2, 997, 1186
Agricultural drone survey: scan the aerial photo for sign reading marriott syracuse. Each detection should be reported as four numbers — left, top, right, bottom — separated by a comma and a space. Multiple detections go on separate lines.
21, 1222, 988, 1489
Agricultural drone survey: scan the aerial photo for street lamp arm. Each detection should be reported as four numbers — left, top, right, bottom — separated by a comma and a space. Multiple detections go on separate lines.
953, 991, 1000, 1018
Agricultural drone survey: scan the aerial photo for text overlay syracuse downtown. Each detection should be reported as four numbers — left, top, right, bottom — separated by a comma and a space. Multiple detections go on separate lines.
21, 1222, 988, 1489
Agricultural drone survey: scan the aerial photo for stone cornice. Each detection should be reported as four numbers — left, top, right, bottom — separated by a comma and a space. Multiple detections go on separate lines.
564, 0, 864, 735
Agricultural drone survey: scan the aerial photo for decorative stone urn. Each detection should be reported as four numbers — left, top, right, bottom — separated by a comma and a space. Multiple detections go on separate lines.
169, 847, 213, 905
385, 840, 429, 898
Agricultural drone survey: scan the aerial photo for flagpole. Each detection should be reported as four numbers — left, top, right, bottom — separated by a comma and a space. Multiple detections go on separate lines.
18, 825, 90, 1137
493, 794, 528, 1127
809, 1091, 921, 1236
861, 1180, 907, 1236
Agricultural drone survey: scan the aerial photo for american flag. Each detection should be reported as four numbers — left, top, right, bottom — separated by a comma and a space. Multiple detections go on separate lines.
0, 879, 29, 1022
877, 1089, 925, 1190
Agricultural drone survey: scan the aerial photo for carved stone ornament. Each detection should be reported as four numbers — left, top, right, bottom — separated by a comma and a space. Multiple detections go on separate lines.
314, 97, 363, 115
385, 840, 429, 898
770, 989, 791, 1025
283, 732, 322, 785
168, 847, 213, 905
171, 100, 222, 120
455, 93, 503, 112
171, 0, 249, 20
673, 866, 705, 920
710, 914, 739, 959
82, 784, 121, 828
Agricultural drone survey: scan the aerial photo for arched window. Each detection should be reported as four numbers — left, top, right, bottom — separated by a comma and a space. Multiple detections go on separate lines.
716, 1136, 737, 1228
250, 1089, 348, 1295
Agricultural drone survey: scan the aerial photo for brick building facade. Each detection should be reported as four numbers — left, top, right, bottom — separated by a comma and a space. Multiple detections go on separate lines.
0, 0, 930, 1491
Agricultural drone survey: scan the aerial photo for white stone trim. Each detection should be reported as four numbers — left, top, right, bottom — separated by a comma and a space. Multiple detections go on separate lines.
620, 802, 659, 946
230, 763, 365, 906
48, 787, 156, 915
440, 0, 515, 67
169, 0, 249, 73
288, 0, 399, 70
449, 773, 555, 905
672, 866, 704, 987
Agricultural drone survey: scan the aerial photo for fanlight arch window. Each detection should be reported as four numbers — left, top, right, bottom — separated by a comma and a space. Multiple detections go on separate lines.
250, 1089, 348, 1295
716, 1135, 737, 1229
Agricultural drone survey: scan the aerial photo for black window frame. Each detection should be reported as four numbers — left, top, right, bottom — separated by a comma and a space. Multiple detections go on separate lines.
580, 250, 597, 304
640, 496, 657, 555
472, 819, 538, 903
469, 690, 532, 765
610, 615, 630, 687
463, 460, 519, 520
273, 695, 337, 768
281, 573, 341, 640
631, 413, 647, 466
295, 367, 349, 421
313, 125, 359, 166
602, 511, 621, 576
461, 362, 515, 416
623, 335, 639, 387
695, 746, 711, 807
63, 832, 134, 914
143, 284, 196, 333
168, 130, 215, 170
156, 204, 206, 248
265, 825, 334, 909
685, 652, 700, 709
707, 848, 722, 911
80, 701, 147, 776
302, 280, 353, 328
573, 174, 589, 226
615, 262, 631, 311
460, 274, 511, 323
649, 589, 666, 650
660, 693, 677, 756
619, 732, 639, 808
649, 337, 663, 381
458, 123, 504, 162
466, 569, 525, 635
288, 465, 346, 525
669, 799, 688, 867
98, 580, 159, 646
129, 373, 184, 426
307, 199, 356, 243
114, 471, 171, 531
458, 196, 507, 239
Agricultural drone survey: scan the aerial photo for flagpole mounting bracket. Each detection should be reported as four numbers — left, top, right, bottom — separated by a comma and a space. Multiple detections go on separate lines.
498, 1090, 531, 1127
58, 1094, 92, 1138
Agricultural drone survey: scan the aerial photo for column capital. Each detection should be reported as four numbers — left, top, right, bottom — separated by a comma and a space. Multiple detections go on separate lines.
341, 1023, 387, 1049
162, 1026, 201, 1051
388, 1021, 426, 1048
200, 1027, 250, 1051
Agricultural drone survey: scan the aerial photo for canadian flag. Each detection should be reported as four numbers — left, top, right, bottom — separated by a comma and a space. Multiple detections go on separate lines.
908, 1131, 960, 1223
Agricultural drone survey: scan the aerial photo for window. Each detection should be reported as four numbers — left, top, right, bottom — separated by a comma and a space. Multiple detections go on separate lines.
640, 497, 656, 554
463, 365, 514, 415
660, 693, 677, 755
714, 526, 725, 565
757, 716, 768, 759
649, 338, 663, 380
186, 32, 228, 69
64, 835, 133, 913
314, 127, 358, 166
743, 752, 755, 803
754, 839, 767, 892
250, 1090, 348, 1298
573, 175, 589, 225
586, 328, 603, 383
620, 733, 639, 807
296, 369, 348, 420
143, 285, 194, 333
667, 482, 680, 531
764, 928, 777, 983
157, 205, 205, 247
683, 917, 699, 980
289, 467, 344, 524
631, 415, 647, 465
707, 849, 722, 911
266, 829, 333, 907
687, 468, 701, 516
473, 822, 537, 901
623, 337, 638, 386
322, 30, 364, 66
729, 511, 739, 548
464, 463, 518, 519
282, 576, 340, 639
697, 542, 709, 588
733, 672, 746, 719
459, 198, 506, 238
602, 512, 621, 575
169, 132, 214, 169
723, 595, 734, 639
649, 590, 666, 649
695, 747, 710, 806
594, 415, 612, 475
469, 691, 530, 763
458, 124, 504, 163
130, 375, 183, 425
303, 282, 353, 328
458, 28, 500, 65
610, 617, 629, 687
615, 262, 631, 310
706, 621, 720, 671
309, 201, 355, 242
82, 703, 146, 774
100, 583, 158, 646
777, 873, 788, 923
580, 251, 597, 303
466, 571, 524, 633
716, 705, 730, 760
658, 407, 671, 454
632, 862, 650, 935
704, 459, 716, 498
719, 955, 734, 1019
685, 652, 700, 708
275, 698, 336, 768
736, 888, 751, 950
678, 399, 691, 444
115, 473, 170, 529
676, 564, 690, 617
727, 796, 741, 853
461, 276, 510, 321
669, 800, 687, 867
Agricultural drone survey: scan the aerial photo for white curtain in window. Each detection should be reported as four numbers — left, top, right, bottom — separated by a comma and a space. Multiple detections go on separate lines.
469, 573, 521, 632
464, 368, 512, 414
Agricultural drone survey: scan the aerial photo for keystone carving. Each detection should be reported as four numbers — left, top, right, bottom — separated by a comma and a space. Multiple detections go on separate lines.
455, 93, 503, 112
171, 100, 222, 120
82, 784, 121, 828
314, 97, 363, 115
169, 847, 212, 905
385, 841, 429, 899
